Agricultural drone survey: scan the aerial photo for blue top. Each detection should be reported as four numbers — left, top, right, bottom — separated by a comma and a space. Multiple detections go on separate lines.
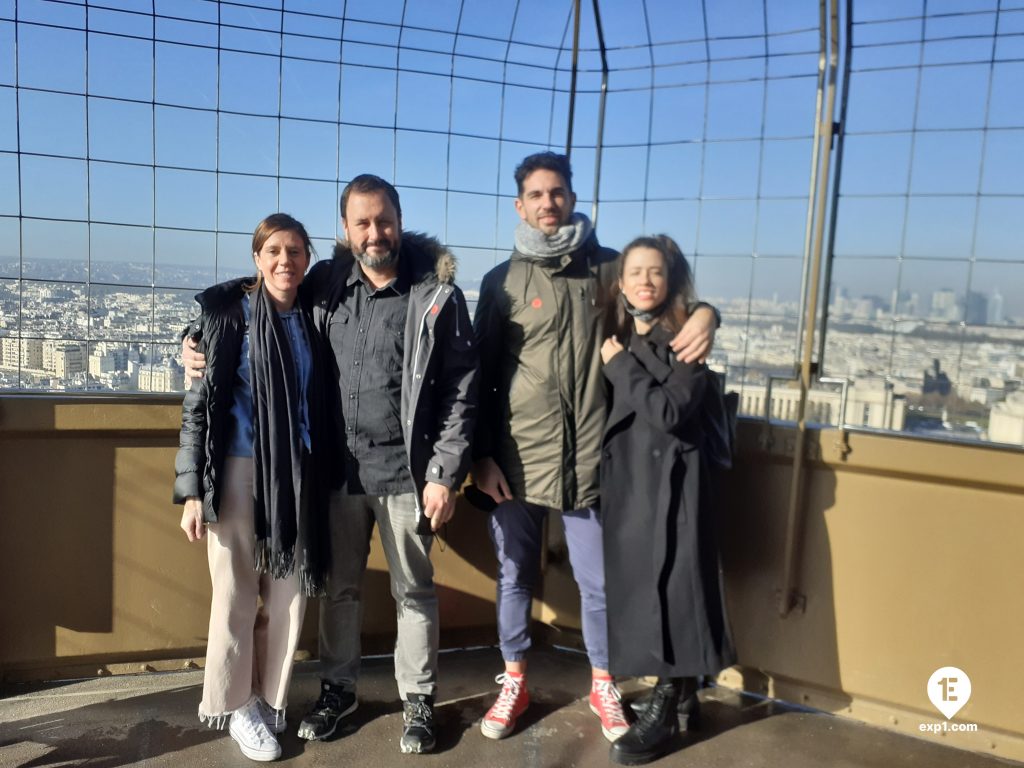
227, 294, 312, 457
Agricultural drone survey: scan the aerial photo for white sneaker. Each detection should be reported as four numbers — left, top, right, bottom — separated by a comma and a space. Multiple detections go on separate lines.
254, 697, 287, 735
229, 698, 282, 761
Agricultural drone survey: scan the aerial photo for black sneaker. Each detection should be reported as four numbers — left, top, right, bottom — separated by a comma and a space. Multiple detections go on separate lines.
297, 681, 358, 741
399, 693, 436, 754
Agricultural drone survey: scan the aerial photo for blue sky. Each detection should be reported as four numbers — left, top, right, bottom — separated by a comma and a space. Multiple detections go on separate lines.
0, 0, 1022, 321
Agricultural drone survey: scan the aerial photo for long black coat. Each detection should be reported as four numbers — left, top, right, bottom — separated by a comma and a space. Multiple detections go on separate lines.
600, 325, 735, 678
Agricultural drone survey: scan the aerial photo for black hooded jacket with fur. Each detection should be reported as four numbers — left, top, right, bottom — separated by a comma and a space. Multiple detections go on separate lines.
302, 232, 478, 500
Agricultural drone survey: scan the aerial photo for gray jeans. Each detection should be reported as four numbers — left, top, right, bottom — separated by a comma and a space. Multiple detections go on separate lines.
319, 490, 438, 698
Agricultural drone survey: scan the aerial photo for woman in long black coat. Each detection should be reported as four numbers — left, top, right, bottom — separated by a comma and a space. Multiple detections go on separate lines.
599, 235, 735, 766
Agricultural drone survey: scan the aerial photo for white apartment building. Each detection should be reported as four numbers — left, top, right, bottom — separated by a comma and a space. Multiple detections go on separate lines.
39, 342, 87, 378
139, 363, 182, 393
988, 393, 1024, 446
736, 378, 906, 430
1, 338, 44, 370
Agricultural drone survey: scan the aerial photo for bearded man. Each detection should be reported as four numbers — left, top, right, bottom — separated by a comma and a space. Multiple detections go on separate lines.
298, 173, 477, 753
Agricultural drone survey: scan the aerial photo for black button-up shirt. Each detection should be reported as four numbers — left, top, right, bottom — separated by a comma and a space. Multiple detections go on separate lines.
328, 261, 411, 496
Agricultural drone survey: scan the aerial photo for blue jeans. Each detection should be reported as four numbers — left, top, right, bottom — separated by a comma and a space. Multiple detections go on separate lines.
488, 499, 608, 670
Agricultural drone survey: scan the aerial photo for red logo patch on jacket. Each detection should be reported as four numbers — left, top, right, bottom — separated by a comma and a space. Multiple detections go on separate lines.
531, 297, 542, 309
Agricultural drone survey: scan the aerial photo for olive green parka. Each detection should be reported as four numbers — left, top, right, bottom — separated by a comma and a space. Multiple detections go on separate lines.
473, 233, 618, 511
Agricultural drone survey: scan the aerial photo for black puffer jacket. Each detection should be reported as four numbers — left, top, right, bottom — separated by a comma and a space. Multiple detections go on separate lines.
173, 278, 248, 520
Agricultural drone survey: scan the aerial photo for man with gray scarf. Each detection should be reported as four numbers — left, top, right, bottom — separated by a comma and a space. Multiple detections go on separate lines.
472, 152, 718, 742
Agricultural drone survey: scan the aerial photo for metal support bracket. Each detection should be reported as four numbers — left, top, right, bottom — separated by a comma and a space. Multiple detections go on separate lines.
761, 374, 798, 451
819, 376, 852, 459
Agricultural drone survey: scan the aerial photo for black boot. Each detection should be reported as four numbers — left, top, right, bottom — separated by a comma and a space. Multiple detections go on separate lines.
629, 676, 700, 732
609, 678, 683, 765
677, 677, 700, 732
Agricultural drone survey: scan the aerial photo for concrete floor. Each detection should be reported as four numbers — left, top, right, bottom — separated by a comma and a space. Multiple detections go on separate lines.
0, 646, 1016, 768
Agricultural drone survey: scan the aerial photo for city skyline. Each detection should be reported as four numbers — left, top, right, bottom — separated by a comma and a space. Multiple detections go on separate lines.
0, 0, 1021, 446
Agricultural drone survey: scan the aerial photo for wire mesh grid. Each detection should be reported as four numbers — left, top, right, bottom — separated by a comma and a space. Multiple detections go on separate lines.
0, 0, 1020, 446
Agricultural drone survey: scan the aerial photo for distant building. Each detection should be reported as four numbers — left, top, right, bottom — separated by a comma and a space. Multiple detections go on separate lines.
923, 359, 952, 396
930, 289, 958, 322
989, 393, 1024, 446
1, 338, 44, 370
91, 369, 132, 391
89, 343, 130, 376
0, 339, 15, 368
891, 289, 920, 318
42, 342, 87, 379
851, 298, 876, 321
965, 291, 988, 325
957, 380, 1003, 406
139, 362, 182, 393
42, 341, 64, 372
736, 378, 906, 431
988, 290, 1004, 326
832, 286, 849, 317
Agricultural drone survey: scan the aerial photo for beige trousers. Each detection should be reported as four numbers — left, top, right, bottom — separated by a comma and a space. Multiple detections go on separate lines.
198, 456, 306, 726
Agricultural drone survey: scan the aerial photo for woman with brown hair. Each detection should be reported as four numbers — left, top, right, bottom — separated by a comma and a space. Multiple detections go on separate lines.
599, 235, 735, 765
173, 213, 332, 762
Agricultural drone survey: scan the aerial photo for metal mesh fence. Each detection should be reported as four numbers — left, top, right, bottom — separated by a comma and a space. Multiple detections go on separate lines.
0, 0, 1020, 447
822, 0, 1024, 444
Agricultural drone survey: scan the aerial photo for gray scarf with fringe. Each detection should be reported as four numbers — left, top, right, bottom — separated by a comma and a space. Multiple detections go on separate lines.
514, 212, 593, 261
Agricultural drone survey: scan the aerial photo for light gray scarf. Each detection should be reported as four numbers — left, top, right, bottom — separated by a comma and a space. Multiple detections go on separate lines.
514, 212, 594, 261
620, 292, 668, 324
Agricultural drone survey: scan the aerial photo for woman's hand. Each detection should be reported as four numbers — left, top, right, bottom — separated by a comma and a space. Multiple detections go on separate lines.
601, 335, 624, 364
181, 498, 206, 542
